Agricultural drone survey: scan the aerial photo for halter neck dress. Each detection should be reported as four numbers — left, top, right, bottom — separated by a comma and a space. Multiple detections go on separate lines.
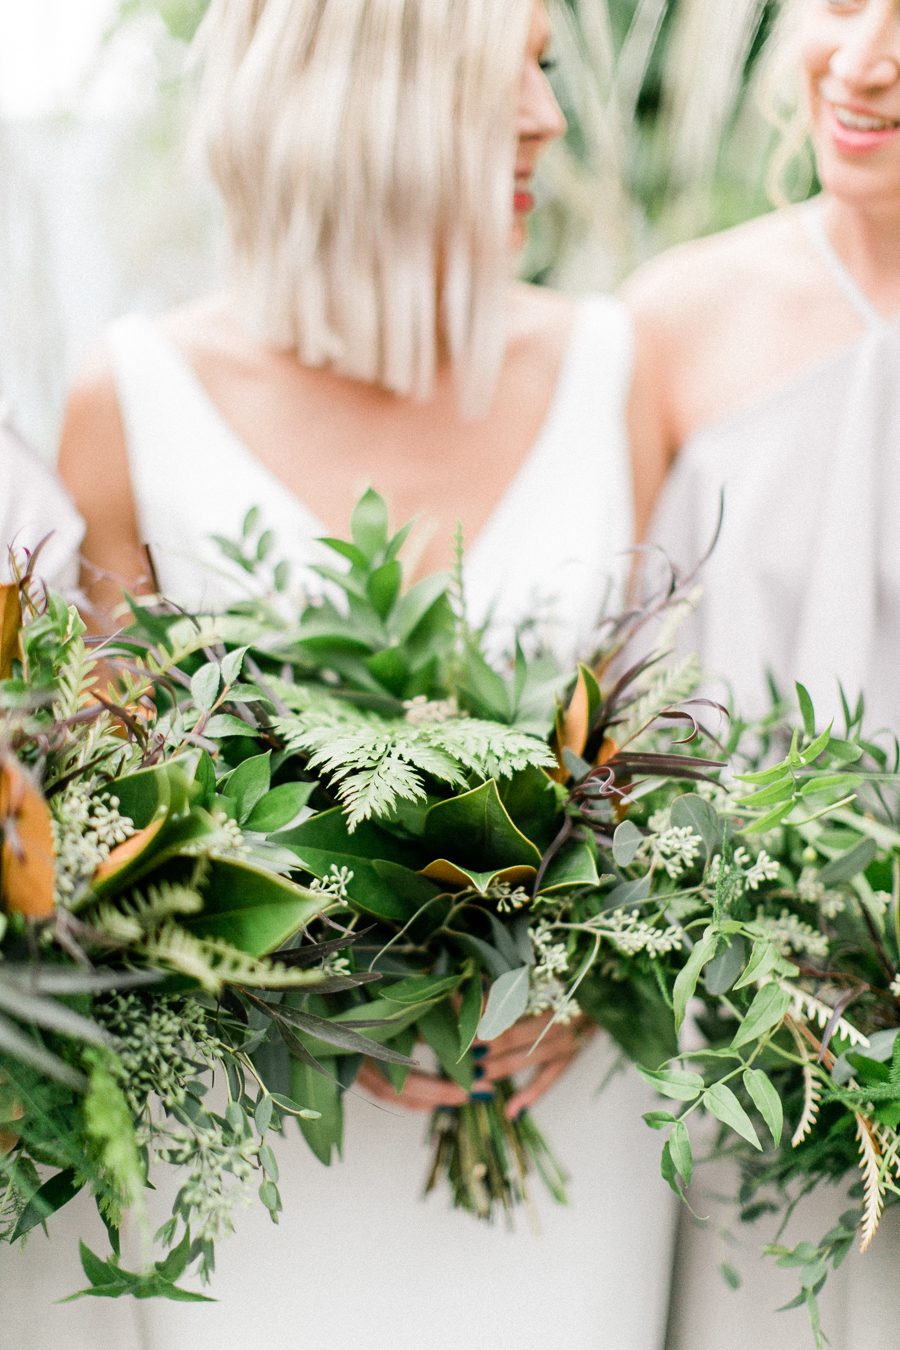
5, 296, 680, 1350
650, 197, 900, 733
651, 198, 900, 1350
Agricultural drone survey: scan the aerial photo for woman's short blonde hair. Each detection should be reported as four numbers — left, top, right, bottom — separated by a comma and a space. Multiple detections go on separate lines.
196, 0, 533, 413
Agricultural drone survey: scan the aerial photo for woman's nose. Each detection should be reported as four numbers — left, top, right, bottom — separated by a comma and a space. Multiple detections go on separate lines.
517, 68, 567, 146
829, 6, 900, 90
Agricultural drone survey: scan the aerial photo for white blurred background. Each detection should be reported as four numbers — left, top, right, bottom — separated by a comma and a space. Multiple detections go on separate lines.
0, 0, 221, 456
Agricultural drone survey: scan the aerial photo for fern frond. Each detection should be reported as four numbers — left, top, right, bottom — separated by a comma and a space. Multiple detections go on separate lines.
51, 632, 98, 722
273, 710, 552, 830
874, 1123, 900, 1187
856, 1114, 885, 1253
85, 881, 204, 944
782, 982, 870, 1049
616, 653, 703, 748
787, 1019, 824, 1147
136, 922, 328, 994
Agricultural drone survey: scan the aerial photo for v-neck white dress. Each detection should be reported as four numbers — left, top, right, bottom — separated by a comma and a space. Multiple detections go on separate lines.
651, 200, 900, 1350
3, 296, 680, 1350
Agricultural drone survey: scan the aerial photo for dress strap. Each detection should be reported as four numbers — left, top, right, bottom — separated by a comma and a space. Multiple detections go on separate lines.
800, 198, 884, 328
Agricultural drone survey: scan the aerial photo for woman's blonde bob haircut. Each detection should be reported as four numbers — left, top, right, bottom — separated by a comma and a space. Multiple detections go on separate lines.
195, 0, 534, 413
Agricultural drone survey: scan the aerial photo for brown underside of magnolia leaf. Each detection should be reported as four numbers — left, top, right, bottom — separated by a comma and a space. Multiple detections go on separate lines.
0, 759, 56, 919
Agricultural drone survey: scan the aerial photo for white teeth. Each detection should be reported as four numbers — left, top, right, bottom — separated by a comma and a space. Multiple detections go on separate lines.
833, 104, 900, 131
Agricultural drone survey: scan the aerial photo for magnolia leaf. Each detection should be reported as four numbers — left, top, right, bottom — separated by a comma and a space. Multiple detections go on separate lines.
476, 966, 530, 1041
419, 858, 535, 892
0, 759, 55, 919
0, 582, 22, 679
92, 815, 167, 888
184, 858, 331, 956
423, 781, 542, 873
730, 983, 792, 1050
743, 1067, 783, 1146
539, 840, 600, 892
554, 664, 600, 776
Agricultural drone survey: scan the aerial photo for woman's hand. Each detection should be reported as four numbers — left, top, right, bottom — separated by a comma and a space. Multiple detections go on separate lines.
356, 1012, 592, 1119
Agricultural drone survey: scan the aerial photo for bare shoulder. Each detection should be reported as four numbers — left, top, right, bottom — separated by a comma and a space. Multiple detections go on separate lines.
622, 208, 802, 347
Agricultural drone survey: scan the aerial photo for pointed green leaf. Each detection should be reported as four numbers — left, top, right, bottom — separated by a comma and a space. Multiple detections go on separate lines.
703, 1082, 762, 1149
637, 1066, 704, 1102
673, 930, 719, 1032
458, 977, 483, 1058
350, 489, 389, 562
476, 966, 530, 1041
743, 1067, 783, 1145
669, 1119, 693, 1186
730, 983, 792, 1050
190, 662, 221, 713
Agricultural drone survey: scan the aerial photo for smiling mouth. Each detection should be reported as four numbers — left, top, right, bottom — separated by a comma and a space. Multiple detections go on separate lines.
831, 103, 900, 132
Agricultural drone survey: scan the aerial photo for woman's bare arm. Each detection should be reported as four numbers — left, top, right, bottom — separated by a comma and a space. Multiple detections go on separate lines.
57, 354, 151, 627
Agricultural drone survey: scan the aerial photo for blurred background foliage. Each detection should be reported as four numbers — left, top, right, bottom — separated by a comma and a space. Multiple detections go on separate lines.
1, 0, 810, 452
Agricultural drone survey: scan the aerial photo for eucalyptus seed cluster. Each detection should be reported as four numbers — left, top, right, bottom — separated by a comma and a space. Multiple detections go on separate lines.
526, 921, 580, 1023
96, 993, 216, 1115
603, 908, 684, 959
159, 1121, 260, 1246
50, 785, 134, 906
640, 809, 704, 880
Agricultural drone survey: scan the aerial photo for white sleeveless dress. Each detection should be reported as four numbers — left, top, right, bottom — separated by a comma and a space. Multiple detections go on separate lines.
651, 199, 900, 1349
1, 297, 679, 1350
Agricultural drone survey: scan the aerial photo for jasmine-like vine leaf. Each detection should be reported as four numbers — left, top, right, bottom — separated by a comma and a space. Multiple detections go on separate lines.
703, 1082, 762, 1149
669, 1120, 693, 1186
743, 1068, 783, 1146
637, 1066, 704, 1103
730, 983, 792, 1051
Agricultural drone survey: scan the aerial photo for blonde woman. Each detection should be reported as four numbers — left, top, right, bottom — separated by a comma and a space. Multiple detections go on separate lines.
36, 3, 675, 1348
627, 1, 900, 1345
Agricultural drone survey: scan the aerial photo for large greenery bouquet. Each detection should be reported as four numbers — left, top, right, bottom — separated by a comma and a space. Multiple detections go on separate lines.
6, 496, 899, 1343
0, 555, 385, 1300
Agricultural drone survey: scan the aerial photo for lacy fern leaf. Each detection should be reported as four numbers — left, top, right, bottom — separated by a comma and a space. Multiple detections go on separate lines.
273, 708, 553, 830
855, 1114, 885, 1253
